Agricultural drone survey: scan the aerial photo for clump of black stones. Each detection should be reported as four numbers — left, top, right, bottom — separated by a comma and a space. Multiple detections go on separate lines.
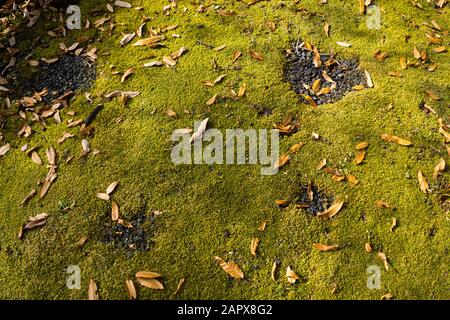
23, 54, 96, 103
298, 183, 334, 216
284, 41, 367, 105
104, 213, 151, 252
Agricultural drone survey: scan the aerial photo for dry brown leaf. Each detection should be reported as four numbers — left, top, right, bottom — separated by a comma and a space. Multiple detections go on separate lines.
0, 143, 10, 156
390, 217, 397, 232
355, 150, 366, 165
135, 271, 162, 279
20, 189, 36, 207
214, 74, 227, 84
18, 213, 48, 238
136, 278, 164, 290
143, 61, 163, 67
313, 46, 321, 68
359, 0, 365, 14
214, 256, 244, 279
250, 237, 259, 257
375, 200, 390, 208
172, 277, 185, 295
425, 89, 440, 101
324, 23, 330, 37
356, 141, 369, 150
433, 46, 447, 53
258, 220, 267, 232
171, 47, 188, 60
97, 193, 110, 201
413, 46, 421, 59
380, 134, 412, 146
57, 132, 75, 144
249, 49, 264, 61
232, 50, 242, 63
133, 36, 164, 46
378, 252, 389, 271
365, 70, 373, 88
347, 174, 359, 185
313, 243, 338, 252
273, 154, 290, 170
271, 261, 278, 281
88, 279, 99, 300
31, 151, 42, 165
121, 68, 135, 83
115, 0, 132, 8
286, 266, 299, 284
207, 94, 218, 106
290, 143, 304, 153
190, 118, 209, 143
317, 201, 344, 220
381, 293, 394, 300
365, 242, 372, 253
111, 201, 119, 221
399, 56, 407, 69
312, 79, 321, 93
106, 181, 118, 195
432, 158, 445, 180
166, 109, 177, 117
275, 199, 288, 206
418, 170, 429, 193
317, 158, 327, 170
238, 83, 246, 97
125, 280, 136, 300
39, 169, 57, 199
336, 41, 351, 47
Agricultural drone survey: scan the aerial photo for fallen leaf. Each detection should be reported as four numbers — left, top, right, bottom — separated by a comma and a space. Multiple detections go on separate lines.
313, 243, 338, 252
120, 33, 135, 46
81, 139, 90, 157
271, 261, 278, 281
317, 201, 344, 220
413, 46, 421, 59
20, 189, 36, 207
273, 154, 290, 170
18, 213, 48, 238
88, 279, 99, 300
133, 36, 164, 46
355, 150, 366, 165
206, 94, 218, 106
232, 51, 242, 63
40, 169, 57, 198
172, 277, 185, 295
425, 89, 440, 101
275, 199, 288, 206
365, 70, 373, 88
125, 280, 136, 300
97, 193, 110, 201
57, 132, 75, 144
258, 221, 267, 232
214, 256, 244, 279
171, 47, 188, 60
136, 277, 164, 289
143, 61, 163, 67
286, 266, 299, 284
106, 181, 118, 195
347, 174, 359, 185
214, 74, 227, 84
190, 118, 209, 143
336, 41, 351, 47
115, 1, 132, 8
356, 141, 369, 150
375, 200, 390, 208
324, 23, 330, 37
365, 242, 372, 253
390, 217, 397, 232
433, 46, 447, 53
135, 271, 162, 279
111, 201, 119, 221
418, 170, 429, 193
121, 68, 135, 83
380, 134, 412, 146
249, 49, 264, 61
399, 56, 407, 69
250, 237, 259, 257
31, 151, 42, 165
378, 252, 389, 271
289, 143, 304, 153
166, 109, 177, 117
238, 83, 246, 97
432, 158, 445, 180
317, 158, 327, 170
0, 143, 10, 156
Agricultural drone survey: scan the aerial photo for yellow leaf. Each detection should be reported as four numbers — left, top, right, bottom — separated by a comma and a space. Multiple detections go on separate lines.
317, 158, 327, 170
214, 256, 244, 279
432, 158, 445, 180
313, 243, 338, 252
238, 83, 246, 97
232, 50, 242, 63
375, 200, 390, 208
399, 56, 407, 69
355, 150, 366, 165
88, 279, 99, 300
136, 278, 164, 290
111, 201, 119, 221
317, 201, 344, 220
250, 237, 259, 257
380, 134, 412, 146
207, 94, 218, 106
365, 242, 372, 253
289, 143, 304, 153
125, 280, 137, 300
273, 154, 290, 169
347, 174, 359, 185
271, 261, 278, 281
135, 271, 162, 279
356, 141, 369, 150
378, 252, 389, 271
418, 170, 429, 193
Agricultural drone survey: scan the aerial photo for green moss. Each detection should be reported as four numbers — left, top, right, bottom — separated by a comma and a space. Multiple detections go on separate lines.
0, 0, 448, 299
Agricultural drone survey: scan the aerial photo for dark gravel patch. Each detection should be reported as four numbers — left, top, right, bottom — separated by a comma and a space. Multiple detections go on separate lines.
104, 213, 152, 252
297, 182, 334, 216
22, 54, 96, 103
284, 41, 367, 105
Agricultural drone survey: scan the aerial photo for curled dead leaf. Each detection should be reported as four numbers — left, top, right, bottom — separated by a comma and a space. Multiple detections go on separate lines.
355, 150, 366, 165
88, 279, 99, 300
317, 201, 344, 220
418, 170, 429, 193
286, 266, 299, 284
378, 252, 389, 271
271, 261, 278, 281
125, 280, 136, 300
380, 134, 412, 146
273, 154, 290, 170
111, 201, 119, 221
250, 237, 259, 257
313, 243, 338, 252
214, 256, 244, 279
432, 158, 445, 180
365, 242, 372, 253
172, 277, 185, 295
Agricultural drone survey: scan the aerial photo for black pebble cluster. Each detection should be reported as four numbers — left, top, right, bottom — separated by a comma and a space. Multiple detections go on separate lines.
284, 43, 366, 105
298, 184, 334, 216
104, 213, 151, 252
23, 54, 96, 103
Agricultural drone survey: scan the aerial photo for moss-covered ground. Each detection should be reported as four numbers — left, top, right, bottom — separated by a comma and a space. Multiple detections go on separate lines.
0, 0, 449, 299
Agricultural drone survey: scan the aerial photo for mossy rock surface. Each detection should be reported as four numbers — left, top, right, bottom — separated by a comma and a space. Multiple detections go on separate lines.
0, 0, 449, 299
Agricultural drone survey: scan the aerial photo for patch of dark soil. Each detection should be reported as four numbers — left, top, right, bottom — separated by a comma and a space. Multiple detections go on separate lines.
284, 41, 367, 105
21, 54, 96, 103
104, 213, 154, 252
297, 182, 334, 216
